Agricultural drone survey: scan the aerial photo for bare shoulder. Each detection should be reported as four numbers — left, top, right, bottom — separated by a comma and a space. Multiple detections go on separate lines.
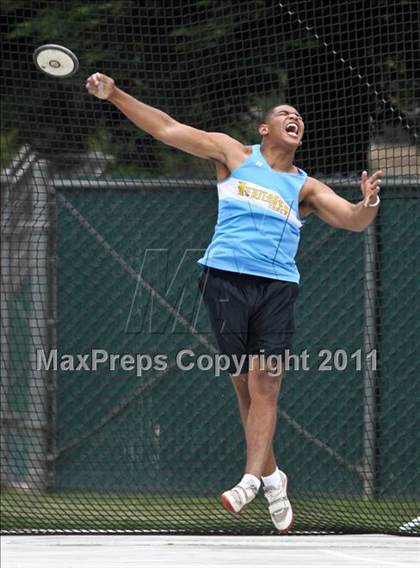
209, 132, 248, 156
210, 133, 250, 174
300, 176, 332, 199
302, 176, 320, 189
299, 175, 315, 201
299, 176, 330, 216
214, 143, 252, 182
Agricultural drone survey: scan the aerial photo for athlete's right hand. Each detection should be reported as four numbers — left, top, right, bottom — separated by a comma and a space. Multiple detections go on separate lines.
85, 72, 115, 100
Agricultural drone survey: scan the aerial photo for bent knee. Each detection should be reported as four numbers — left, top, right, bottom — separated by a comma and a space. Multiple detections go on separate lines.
232, 382, 251, 408
249, 370, 282, 399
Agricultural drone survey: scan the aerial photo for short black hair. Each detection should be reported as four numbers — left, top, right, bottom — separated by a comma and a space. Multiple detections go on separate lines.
262, 105, 280, 123
261, 104, 301, 123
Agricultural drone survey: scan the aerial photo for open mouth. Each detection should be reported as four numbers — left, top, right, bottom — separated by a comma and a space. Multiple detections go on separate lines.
285, 123, 299, 138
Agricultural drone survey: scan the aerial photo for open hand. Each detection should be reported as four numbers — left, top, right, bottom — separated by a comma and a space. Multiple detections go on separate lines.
361, 170, 382, 207
85, 72, 115, 100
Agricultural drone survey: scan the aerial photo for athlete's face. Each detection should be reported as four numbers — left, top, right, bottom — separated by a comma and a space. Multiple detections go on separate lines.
259, 105, 305, 147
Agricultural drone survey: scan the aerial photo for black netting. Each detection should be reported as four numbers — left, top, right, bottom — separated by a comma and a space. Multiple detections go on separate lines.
1, 0, 419, 535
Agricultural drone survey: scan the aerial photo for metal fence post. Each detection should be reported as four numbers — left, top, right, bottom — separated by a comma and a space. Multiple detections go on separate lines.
363, 217, 379, 499
26, 160, 55, 491
1, 151, 56, 492
1, 147, 37, 488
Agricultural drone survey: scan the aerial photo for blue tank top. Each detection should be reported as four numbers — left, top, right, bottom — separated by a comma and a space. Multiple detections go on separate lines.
198, 144, 307, 283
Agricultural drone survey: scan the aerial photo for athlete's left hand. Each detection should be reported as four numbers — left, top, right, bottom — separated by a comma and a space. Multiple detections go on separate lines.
361, 170, 382, 207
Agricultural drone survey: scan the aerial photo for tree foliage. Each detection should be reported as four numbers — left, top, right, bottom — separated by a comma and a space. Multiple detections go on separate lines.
1, 0, 418, 174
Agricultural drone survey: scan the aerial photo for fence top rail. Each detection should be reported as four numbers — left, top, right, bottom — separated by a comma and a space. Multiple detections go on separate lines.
53, 175, 420, 192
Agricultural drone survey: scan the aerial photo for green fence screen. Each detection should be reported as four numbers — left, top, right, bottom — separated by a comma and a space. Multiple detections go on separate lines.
2, 177, 419, 534
1, 0, 419, 536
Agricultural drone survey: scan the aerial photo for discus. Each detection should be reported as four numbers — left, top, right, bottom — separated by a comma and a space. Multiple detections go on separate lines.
33, 44, 79, 78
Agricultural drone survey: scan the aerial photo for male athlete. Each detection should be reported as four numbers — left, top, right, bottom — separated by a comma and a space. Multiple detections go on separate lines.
86, 72, 381, 532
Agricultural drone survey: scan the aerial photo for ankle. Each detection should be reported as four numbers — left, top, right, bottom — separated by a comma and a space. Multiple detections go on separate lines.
261, 467, 282, 489
240, 473, 261, 492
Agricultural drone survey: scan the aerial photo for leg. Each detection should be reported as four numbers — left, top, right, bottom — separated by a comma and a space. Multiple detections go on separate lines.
220, 361, 284, 515
232, 363, 293, 533
231, 367, 282, 477
232, 364, 293, 533
240, 278, 298, 479
244, 358, 283, 478
231, 373, 250, 429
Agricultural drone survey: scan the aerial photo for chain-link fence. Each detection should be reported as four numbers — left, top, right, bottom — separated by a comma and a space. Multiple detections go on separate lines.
1, 0, 419, 536
1, 155, 419, 534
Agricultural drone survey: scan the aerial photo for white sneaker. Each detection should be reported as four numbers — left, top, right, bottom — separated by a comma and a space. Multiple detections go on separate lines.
263, 470, 294, 532
220, 479, 259, 514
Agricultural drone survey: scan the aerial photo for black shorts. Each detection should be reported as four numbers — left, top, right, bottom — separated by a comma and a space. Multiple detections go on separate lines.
198, 266, 299, 374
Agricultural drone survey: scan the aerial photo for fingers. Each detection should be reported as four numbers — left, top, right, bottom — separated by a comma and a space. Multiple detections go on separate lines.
371, 169, 383, 180
85, 79, 95, 94
363, 189, 380, 207
85, 74, 97, 93
369, 176, 382, 192
85, 72, 106, 94
362, 170, 382, 185
361, 170, 382, 207
368, 169, 383, 188
86, 72, 104, 83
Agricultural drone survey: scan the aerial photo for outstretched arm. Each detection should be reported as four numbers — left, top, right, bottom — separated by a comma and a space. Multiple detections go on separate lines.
85, 72, 245, 166
302, 170, 382, 232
